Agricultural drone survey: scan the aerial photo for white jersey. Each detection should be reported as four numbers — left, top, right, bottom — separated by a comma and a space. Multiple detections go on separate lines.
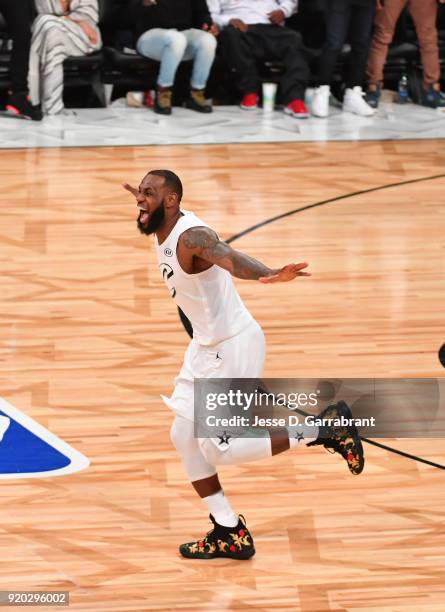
154, 210, 253, 346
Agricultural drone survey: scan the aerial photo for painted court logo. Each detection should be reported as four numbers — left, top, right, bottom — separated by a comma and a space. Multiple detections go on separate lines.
0, 398, 89, 479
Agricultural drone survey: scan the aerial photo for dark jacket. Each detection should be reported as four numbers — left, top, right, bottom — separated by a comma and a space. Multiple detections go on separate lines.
130, 0, 212, 40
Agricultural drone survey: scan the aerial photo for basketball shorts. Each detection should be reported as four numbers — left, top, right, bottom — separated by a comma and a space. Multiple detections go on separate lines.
161, 318, 266, 422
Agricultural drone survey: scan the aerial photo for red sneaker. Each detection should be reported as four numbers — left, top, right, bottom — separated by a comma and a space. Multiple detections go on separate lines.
240, 93, 258, 110
284, 99, 310, 119
144, 90, 155, 109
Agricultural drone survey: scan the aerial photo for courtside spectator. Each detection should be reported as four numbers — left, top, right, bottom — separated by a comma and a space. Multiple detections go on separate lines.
29, 0, 102, 116
130, 0, 218, 115
0, 0, 41, 120
208, 0, 310, 118
312, 0, 375, 117
366, 0, 445, 109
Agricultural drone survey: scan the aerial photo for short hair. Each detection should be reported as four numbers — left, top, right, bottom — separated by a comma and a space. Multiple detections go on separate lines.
147, 169, 183, 203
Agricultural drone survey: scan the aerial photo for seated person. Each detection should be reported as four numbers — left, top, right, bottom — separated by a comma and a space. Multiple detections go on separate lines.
208, 0, 310, 118
29, 0, 102, 116
312, 0, 376, 118
366, 0, 445, 109
130, 0, 218, 115
0, 0, 41, 120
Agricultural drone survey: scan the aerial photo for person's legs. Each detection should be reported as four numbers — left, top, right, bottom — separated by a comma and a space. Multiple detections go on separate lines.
260, 25, 309, 104
198, 425, 317, 468
317, 0, 351, 87
347, 3, 375, 88
170, 417, 239, 528
408, 0, 440, 88
0, 0, 41, 119
366, 0, 407, 88
42, 62, 65, 115
312, 0, 350, 117
136, 28, 187, 114
247, 24, 310, 118
170, 410, 317, 560
342, 3, 376, 116
137, 28, 187, 87
218, 25, 262, 99
168, 323, 363, 560
0, 0, 33, 94
182, 29, 216, 90
27, 16, 68, 115
181, 29, 216, 112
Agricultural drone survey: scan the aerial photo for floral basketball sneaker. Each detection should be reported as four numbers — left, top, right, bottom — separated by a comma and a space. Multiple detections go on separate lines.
179, 514, 255, 560
307, 400, 365, 475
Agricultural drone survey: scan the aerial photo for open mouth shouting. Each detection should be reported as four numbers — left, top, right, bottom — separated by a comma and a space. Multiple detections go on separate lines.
138, 205, 149, 226
136, 200, 165, 235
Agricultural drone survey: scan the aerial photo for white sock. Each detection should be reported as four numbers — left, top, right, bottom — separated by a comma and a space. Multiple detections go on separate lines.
202, 491, 238, 528
287, 423, 319, 449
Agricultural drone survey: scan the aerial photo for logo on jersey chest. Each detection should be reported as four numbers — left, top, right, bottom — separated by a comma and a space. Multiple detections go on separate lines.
160, 263, 176, 298
164, 248, 173, 257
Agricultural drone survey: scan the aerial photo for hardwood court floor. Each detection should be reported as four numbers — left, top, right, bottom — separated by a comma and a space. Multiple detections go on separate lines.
0, 141, 444, 611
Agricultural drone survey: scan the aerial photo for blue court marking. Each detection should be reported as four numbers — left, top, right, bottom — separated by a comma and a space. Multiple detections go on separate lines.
0, 398, 89, 479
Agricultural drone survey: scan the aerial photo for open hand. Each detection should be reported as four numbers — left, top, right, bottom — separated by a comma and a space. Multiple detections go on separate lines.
259, 262, 311, 283
123, 183, 139, 199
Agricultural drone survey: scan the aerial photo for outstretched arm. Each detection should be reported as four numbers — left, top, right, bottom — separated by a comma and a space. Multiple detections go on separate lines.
180, 226, 311, 283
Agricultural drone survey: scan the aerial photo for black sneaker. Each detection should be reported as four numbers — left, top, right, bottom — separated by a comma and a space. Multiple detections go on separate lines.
154, 88, 172, 115
421, 86, 445, 109
179, 514, 255, 560
307, 401, 365, 475
185, 89, 212, 113
6, 92, 42, 121
365, 86, 381, 109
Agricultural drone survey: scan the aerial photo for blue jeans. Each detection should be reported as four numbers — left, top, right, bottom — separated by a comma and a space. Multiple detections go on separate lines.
136, 28, 216, 90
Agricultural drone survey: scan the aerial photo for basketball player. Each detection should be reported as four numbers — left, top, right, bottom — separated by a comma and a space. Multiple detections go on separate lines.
123, 170, 364, 560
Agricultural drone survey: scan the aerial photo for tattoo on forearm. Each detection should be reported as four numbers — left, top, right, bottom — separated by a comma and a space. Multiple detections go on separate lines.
182, 227, 275, 280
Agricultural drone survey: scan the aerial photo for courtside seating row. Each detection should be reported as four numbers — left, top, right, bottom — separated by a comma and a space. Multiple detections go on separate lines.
1, 0, 445, 108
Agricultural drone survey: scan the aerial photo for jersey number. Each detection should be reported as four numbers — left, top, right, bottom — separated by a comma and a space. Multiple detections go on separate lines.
160, 263, 176, 298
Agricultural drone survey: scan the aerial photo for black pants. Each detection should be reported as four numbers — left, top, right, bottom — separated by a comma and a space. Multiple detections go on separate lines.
0, 0, 34, 93
317, 0, 375, 88
218, 24, 309, 103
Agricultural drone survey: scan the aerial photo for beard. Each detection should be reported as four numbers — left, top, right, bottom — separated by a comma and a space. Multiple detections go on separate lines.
137, 202, 166, 235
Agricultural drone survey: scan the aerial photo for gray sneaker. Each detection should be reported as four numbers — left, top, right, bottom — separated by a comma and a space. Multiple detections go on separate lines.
365, 86, 381, 109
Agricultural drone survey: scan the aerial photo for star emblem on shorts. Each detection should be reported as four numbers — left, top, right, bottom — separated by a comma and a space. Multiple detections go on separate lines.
218, 431, 231, 445
296, 431, 305, 441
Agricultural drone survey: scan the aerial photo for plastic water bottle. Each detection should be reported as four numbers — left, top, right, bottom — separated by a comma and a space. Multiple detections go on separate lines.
397, 75, 409, 104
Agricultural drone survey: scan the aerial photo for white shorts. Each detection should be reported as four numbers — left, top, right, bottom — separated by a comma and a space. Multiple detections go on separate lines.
161, 319, 266, 422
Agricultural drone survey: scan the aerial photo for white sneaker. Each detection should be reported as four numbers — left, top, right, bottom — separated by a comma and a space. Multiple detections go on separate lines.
343, 86, 375, 116
311, 85, 330, 117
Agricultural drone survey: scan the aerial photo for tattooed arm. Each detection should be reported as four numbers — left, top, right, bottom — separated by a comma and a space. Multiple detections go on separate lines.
180, 226, 310, 283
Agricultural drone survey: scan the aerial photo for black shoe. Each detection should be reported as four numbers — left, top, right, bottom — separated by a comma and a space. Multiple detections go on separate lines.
365, 86, 381, 109
185, 89, 212, 113
154, 88, 172, 115
307, 401, 365, 475
179, 514, 255, 560
421, 86, 445, 109
6, 92, 42, 121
